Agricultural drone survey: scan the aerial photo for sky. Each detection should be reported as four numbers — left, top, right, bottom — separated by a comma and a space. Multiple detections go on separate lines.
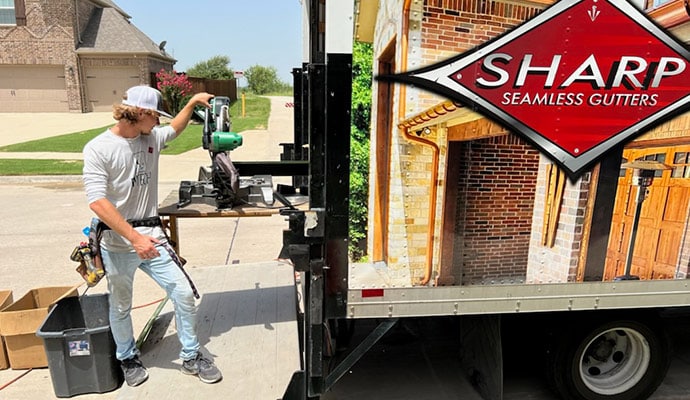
113, 0, 304, 84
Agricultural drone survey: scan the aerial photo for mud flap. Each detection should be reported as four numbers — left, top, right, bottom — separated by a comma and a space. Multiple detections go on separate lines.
459, 315, 503, 400
282, 371, 307, 400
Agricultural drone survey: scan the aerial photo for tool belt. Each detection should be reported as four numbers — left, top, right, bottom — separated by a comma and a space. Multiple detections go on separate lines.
97, 216, 163, 231
97, 216, 200, 299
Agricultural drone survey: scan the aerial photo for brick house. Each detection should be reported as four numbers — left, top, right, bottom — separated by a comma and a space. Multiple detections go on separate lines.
0, 0, 174, 113
356, 0, 690, 287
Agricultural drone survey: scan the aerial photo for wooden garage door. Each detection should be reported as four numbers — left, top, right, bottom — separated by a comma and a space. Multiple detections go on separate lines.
605, 146, 690, 280
84, 67, 140, 112
0, 65, 68, 112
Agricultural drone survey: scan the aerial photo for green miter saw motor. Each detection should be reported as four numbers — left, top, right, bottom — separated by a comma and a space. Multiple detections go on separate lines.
202, 96, 243, 152
178, 96, 274, 210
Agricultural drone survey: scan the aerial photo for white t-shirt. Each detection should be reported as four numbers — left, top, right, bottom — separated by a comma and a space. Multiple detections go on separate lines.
83, 126, 176, 252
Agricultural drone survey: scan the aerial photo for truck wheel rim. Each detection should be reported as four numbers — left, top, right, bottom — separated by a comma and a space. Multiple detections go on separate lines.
578, 327, 650, 395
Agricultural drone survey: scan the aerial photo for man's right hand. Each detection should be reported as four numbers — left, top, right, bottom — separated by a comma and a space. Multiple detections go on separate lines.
131, 233, 161, 260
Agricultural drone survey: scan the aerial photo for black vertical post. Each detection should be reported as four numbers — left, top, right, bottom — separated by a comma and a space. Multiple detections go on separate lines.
308, 64, 326, 209
292, 68, 303, 153
282, 1, 352, 398
300, 63, 310, 164
309, 0, 325, 64
291, 68, 309, 192
324, 53, 351, 319
306, 62, 326, 397
304, 0, 327, 395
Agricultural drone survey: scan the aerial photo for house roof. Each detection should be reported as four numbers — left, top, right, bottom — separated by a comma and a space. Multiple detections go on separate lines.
89, 0, 130, 18
76, 6, 174, 62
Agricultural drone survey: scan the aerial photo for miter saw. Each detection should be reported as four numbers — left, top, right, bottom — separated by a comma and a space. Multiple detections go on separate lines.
177, 96, 275, 209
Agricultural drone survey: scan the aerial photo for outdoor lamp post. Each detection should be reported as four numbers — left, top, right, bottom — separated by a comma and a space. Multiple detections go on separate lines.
614, 160, 671, 281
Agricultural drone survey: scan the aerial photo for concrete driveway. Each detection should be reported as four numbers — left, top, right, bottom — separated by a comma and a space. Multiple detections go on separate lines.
0, 112, 115, 147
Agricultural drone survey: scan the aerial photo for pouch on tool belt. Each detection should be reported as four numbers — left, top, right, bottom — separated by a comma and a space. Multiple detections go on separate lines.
70, 218, 106, 287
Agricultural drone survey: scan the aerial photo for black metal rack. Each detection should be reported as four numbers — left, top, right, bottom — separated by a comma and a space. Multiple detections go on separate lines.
280, 1, 353, 398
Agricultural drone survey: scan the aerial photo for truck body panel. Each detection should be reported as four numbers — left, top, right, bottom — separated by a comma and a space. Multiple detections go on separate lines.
281, 0, 690, 398
347, 268, 690, 318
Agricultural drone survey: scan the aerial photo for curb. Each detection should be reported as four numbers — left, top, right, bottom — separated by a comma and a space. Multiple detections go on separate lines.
0, 175, 82, 184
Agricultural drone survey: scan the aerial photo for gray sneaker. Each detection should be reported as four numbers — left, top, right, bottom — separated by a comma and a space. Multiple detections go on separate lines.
181, 353, 223, 383
121, 356, 149, 387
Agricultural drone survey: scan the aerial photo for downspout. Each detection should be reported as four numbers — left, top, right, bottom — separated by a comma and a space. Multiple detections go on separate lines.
399, 0, 440, 286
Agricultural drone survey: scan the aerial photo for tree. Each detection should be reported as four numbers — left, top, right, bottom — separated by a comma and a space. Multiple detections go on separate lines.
245, 65, 282, 95
186, 55, 234, 79
155, 69, 192, 116
349, 41, 373, 261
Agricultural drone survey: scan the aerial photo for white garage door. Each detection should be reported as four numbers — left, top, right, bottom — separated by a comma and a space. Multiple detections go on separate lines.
85, 67, 140, 112
0, 65, 68, 112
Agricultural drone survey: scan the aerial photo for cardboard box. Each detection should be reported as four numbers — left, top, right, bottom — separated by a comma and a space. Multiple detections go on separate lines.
0, 286, 78, 369
0, 290, 13, 370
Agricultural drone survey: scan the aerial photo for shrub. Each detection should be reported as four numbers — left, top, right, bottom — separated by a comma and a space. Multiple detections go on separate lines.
156, 69, 193, 115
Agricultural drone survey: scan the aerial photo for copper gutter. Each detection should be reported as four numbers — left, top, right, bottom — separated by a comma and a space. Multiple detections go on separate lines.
398, 0, 440, 286
647, 0, 690, 28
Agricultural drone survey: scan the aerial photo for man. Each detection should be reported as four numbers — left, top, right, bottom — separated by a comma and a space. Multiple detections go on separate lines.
82, 85, 222, 386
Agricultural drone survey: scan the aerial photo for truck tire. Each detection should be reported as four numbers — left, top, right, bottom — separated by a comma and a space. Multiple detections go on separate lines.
548, 319, 670, 400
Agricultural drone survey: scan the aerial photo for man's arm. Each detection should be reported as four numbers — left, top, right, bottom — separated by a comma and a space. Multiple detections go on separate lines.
89, 198, 160, 259
170, 92, 214, 137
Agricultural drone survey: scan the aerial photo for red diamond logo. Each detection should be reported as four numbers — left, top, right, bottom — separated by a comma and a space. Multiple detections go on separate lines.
380, 0, 690, 178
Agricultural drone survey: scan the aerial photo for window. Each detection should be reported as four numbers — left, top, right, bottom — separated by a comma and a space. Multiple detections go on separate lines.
650, 0, 673, 8
0, 0, 15, 25
620, 157, 628, 178
635, 153, 666, 177
672, 152, 690, 178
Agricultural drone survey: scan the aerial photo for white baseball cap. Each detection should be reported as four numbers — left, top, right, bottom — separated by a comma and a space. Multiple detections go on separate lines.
122, 85, 173, 118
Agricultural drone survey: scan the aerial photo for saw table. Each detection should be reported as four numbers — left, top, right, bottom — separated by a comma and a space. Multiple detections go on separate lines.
157, 189, 306, 256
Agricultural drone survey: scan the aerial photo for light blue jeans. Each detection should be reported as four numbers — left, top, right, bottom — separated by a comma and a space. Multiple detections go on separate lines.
101, 245, 199, 362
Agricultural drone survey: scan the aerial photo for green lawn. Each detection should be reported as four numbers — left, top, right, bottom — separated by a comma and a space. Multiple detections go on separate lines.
0, 95, 271, 175
0, 159, 85, 175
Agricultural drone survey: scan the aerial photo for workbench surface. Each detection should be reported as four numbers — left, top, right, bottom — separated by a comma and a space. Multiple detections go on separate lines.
158, 189, 306, 218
